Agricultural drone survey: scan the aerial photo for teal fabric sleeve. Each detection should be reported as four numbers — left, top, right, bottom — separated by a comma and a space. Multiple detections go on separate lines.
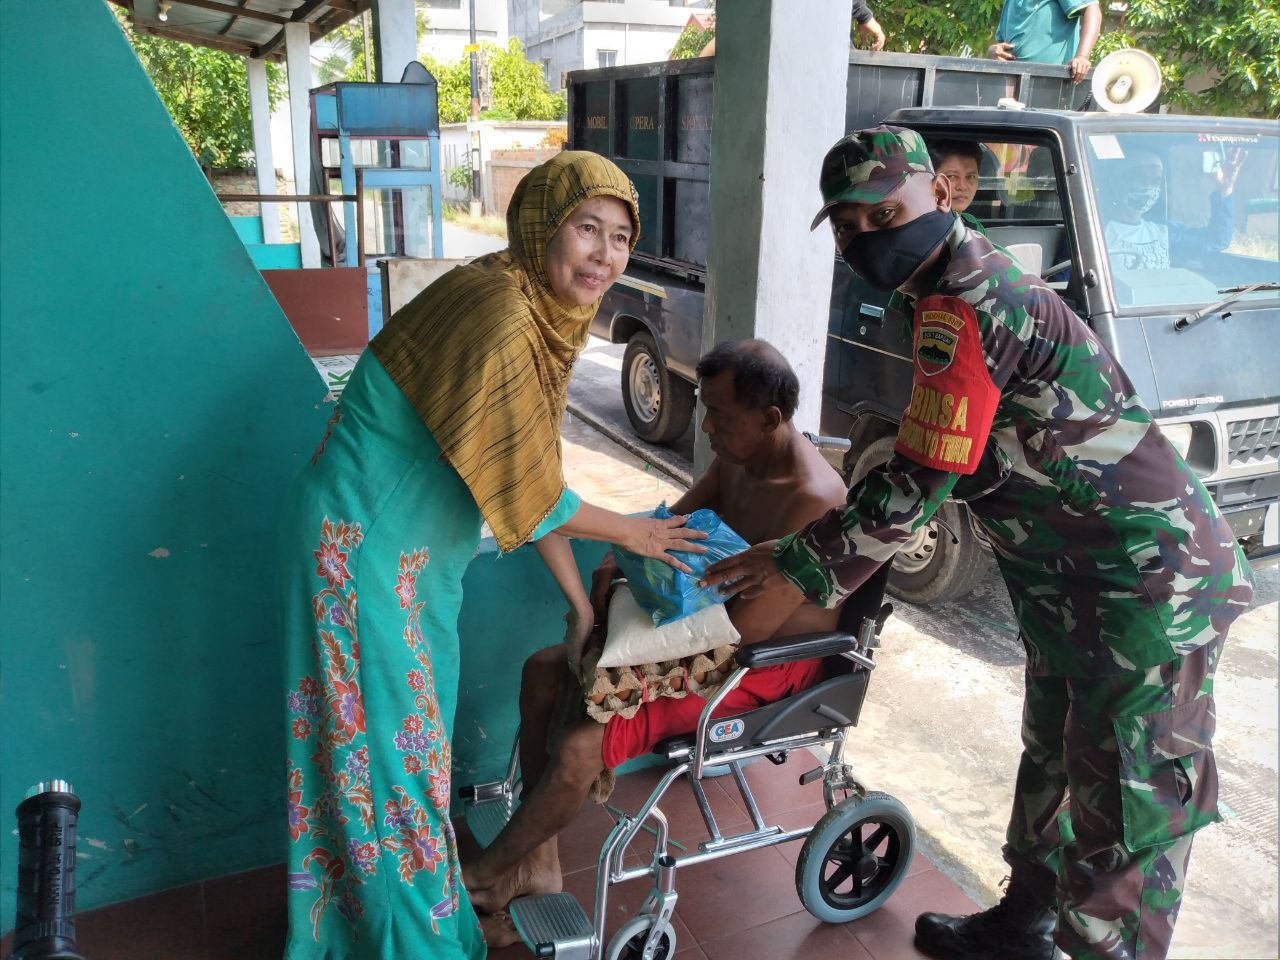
531, 486, 582, 540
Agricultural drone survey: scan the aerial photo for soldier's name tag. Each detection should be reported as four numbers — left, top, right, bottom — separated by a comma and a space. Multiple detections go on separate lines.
894, 295, 999, 475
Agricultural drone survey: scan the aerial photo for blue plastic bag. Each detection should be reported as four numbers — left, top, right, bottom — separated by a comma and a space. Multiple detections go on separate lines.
612, 503, 749, 627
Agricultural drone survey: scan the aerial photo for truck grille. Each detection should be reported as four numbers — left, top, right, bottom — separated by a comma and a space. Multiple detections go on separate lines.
1227, 417, 1280, 466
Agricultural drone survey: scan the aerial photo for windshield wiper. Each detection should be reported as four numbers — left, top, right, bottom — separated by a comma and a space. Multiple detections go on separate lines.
1174, 281, 1280, 331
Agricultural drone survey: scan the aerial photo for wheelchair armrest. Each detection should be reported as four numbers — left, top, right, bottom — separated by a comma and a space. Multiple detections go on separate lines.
735, 630, 856, 669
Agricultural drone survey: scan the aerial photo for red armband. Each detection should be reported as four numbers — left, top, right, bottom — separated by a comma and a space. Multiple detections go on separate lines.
893, 295, 1000, 475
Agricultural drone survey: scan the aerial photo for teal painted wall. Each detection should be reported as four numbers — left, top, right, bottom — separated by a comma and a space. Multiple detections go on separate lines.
0, 0, 611, 920
0, 0, 332, 914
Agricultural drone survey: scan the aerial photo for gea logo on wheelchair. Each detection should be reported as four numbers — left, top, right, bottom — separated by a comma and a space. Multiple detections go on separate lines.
709, 719, 744, 742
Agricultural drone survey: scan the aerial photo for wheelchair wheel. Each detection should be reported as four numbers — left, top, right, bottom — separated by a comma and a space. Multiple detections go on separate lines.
796, 790, 916, 923
604, 915, 676, 960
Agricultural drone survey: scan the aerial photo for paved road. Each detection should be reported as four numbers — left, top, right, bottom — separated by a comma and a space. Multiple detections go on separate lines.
567, 335, 695, 486
568, 334, 1279, 959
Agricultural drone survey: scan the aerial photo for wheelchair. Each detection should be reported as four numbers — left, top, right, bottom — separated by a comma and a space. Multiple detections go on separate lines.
460, 558, 914, 960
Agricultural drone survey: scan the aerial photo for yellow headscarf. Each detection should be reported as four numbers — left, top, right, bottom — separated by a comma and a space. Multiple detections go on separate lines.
369, 151, 640, 552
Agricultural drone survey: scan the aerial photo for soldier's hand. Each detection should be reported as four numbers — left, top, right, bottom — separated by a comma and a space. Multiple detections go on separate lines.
699, 540, 785, 600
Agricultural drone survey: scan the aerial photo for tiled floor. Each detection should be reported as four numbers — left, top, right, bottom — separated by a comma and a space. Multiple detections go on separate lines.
5, 760, 978, 960
483, 760, 979, 960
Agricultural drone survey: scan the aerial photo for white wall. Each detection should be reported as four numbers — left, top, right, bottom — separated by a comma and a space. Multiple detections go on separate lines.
439, 120, 565, 207
512, 0, 693, 90
420, 0, 508, 62
584, 21, 685, 69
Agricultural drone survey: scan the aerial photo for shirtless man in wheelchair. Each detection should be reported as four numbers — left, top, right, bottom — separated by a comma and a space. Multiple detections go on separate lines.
464, 338, 849, 916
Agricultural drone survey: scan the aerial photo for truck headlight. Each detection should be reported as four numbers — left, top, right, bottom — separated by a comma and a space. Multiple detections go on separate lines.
1162, 422, 1194, 460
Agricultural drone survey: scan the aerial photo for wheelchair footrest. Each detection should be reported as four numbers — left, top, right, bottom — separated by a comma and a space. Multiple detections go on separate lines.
463, 791, 518, 850
509, 892, 595, 959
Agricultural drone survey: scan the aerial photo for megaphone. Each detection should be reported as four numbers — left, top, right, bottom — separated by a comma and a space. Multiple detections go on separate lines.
1091, 48, 1162, 113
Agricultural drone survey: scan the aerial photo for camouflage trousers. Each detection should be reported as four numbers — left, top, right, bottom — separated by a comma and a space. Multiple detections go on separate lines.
1004, 635, 1224, 960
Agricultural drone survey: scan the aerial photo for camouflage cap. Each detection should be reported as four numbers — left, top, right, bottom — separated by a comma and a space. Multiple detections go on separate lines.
810, 125, 934, 230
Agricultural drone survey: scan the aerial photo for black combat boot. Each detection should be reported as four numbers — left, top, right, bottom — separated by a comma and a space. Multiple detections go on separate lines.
914, 873, 1057, 960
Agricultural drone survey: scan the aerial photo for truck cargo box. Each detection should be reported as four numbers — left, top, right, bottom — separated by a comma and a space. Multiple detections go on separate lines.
568, 51, 1087, 276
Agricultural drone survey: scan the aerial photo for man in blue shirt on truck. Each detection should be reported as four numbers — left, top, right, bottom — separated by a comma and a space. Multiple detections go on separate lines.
989, 0, 1101, 82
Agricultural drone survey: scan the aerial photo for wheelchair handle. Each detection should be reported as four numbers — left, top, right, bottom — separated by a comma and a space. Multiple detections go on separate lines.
802, 431, 852, 453
691, 667, 748, 781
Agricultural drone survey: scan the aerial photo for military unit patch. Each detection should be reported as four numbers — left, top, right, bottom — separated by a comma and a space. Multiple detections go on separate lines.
916, 309, 962, 375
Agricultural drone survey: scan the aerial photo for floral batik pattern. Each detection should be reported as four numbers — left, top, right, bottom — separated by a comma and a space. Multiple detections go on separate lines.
286, 520, 460, 943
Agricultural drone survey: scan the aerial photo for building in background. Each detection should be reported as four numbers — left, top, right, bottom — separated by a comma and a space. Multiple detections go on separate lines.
420, 0, 510, 62
509, 0, 711, 91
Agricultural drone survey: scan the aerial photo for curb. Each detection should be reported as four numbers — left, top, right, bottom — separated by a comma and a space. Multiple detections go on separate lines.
566, 401, 693, 488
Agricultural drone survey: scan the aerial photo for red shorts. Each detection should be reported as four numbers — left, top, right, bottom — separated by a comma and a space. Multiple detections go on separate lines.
600, 658, 826, 770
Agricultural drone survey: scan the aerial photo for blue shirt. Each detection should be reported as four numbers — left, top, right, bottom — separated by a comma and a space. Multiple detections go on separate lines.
996, 0, 1094, 65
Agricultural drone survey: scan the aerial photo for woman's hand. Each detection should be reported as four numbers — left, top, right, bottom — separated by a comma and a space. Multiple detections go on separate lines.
698, 539, 785, 599
564, 602, 595, 675
619, 515, 708, 574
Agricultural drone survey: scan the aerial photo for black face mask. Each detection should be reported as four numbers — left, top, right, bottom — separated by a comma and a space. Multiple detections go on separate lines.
840, 210, 955, 291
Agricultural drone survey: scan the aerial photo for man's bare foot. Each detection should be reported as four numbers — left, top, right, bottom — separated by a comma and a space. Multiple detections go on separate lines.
466, 845, 563, 914
478, 910, 521, 949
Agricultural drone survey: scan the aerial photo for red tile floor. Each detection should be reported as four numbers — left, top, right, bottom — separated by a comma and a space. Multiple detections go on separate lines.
3, 760, 978, 960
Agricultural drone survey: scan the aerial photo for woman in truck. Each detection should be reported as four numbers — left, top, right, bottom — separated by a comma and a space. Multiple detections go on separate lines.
277, 151, 705, 960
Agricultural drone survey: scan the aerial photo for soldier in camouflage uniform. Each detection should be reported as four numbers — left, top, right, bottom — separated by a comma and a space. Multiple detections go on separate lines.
702, 126, 1256, 960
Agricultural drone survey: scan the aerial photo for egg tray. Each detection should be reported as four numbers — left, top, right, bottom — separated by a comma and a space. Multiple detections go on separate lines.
581, 644, 739, 724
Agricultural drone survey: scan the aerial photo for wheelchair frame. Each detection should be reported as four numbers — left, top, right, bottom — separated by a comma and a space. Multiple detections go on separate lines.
462, 563, 916, 960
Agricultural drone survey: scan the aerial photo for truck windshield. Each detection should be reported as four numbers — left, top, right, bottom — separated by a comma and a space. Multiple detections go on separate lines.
1085, 129, 1279, 309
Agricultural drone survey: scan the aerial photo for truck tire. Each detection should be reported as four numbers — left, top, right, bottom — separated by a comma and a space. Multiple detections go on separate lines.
847, 436, 987, 606
621, 331, 694, 444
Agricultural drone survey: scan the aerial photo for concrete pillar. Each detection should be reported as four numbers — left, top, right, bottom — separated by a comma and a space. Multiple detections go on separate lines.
696, 0, 852, 473
246, 58, 281, 244
285, 22, 319, 268
371, 0, 417, 83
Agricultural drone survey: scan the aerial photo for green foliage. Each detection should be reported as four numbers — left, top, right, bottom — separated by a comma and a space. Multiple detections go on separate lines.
447, 165, 474, 191
876, 0, 1277, 117
423, 39, 566, 123
872, 1, 1006, 57
670, 25, 715, 60
116, 12, 285, 168
1099, 0, 1279, 118
670, 0, 1275, 118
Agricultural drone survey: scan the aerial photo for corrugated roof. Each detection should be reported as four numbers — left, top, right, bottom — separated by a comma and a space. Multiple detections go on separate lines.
108, 0, 370, 61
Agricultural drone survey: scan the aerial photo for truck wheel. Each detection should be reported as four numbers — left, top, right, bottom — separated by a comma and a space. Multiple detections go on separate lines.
621, 332, 694, 444
847, 436, 986, 606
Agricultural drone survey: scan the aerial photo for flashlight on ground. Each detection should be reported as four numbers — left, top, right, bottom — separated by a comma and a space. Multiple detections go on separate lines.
11, 780, 86, 960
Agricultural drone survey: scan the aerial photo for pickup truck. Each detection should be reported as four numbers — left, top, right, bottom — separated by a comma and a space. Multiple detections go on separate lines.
569, 51, 1280, 604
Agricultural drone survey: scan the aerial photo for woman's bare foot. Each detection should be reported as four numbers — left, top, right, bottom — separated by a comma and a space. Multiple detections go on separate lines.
478, 910, 521, 950
466, 842, 563, 914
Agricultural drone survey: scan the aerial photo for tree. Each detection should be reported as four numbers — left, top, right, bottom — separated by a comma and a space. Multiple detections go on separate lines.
423, 39, 566, 123
116, 12, 285, 169
315, 9, 431, 85
873, 0, 1277, 117
670, 23, 715, 60
872, 1, 1004, 57
661, 1, 1277, 118
1094, 0, 1279, 118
